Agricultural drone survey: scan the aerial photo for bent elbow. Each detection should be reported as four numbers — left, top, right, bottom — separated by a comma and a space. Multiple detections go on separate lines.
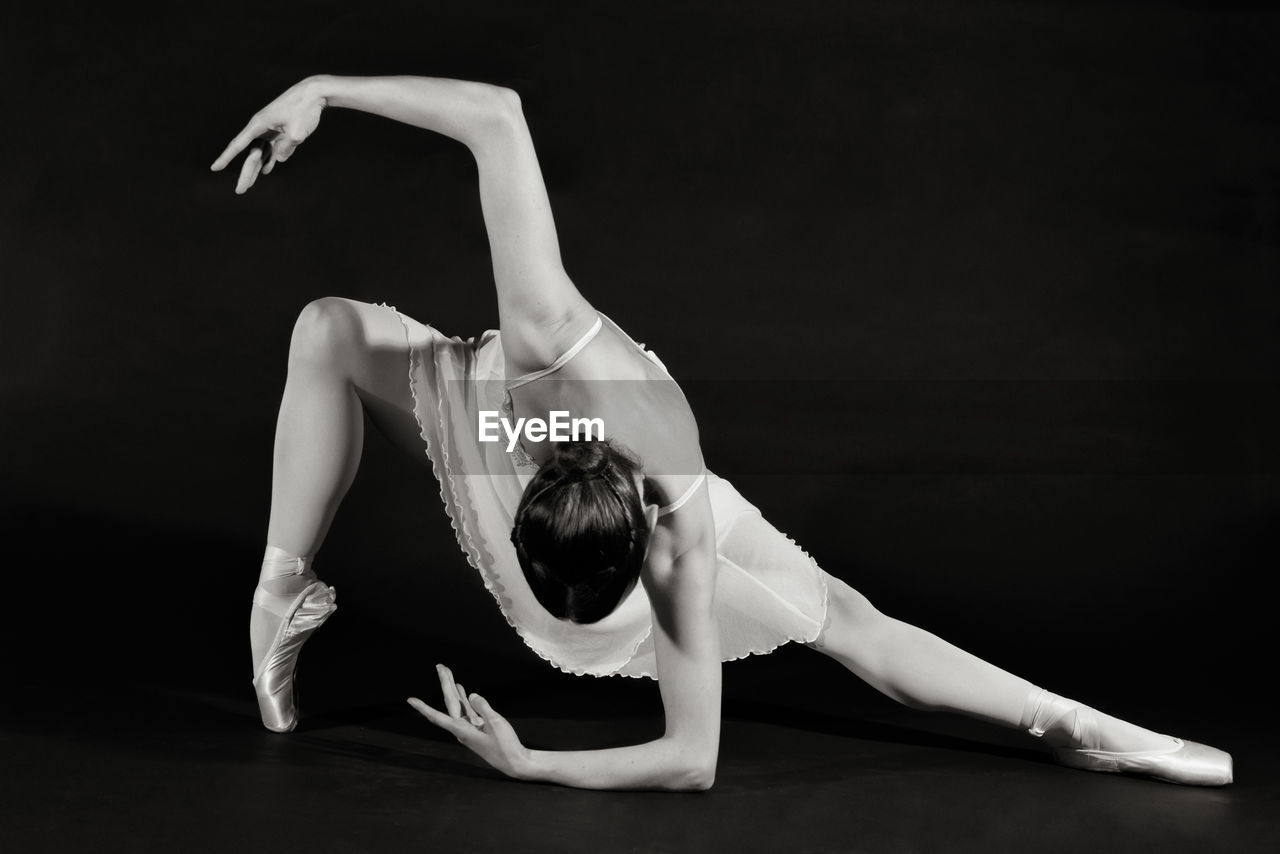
466, 85, 526, 154
492, 85, 523, 115
673, 756, 717, 792
481, 84, 523, 129
685, 767, 716, 792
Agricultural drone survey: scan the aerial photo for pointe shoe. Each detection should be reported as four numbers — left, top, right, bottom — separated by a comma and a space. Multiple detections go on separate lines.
251, 581, 337, 733
1047, 704, 1234, 786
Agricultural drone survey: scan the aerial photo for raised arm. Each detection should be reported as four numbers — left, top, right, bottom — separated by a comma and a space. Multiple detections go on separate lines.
211, 75, 593, 370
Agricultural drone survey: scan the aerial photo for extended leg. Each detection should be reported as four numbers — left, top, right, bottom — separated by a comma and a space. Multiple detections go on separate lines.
811, 574, 1180, 754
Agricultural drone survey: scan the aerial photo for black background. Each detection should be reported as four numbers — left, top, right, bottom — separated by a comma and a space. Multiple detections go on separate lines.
2, 0, 1277, 727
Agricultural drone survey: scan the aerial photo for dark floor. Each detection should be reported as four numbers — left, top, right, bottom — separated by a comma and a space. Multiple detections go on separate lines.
2, 498, 1273, 853
5, 633, 1277, 854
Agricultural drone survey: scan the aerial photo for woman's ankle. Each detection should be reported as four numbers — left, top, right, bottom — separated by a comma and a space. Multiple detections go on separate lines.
257, 545, 319, 596
1023, 688, 1180, 753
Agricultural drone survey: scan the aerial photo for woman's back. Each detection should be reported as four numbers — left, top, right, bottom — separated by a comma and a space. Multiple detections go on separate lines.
504, 311, 706, 507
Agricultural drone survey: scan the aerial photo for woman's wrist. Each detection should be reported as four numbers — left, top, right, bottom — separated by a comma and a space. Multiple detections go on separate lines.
300, 73, 342, 107
290, 75, 516, 151
511, 747, 542, 782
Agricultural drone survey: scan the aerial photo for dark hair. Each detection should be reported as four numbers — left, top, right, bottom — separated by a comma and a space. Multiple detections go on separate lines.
510, 440, 649, 624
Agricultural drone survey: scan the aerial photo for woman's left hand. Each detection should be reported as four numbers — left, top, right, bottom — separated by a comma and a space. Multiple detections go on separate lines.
408, 664, 533, 780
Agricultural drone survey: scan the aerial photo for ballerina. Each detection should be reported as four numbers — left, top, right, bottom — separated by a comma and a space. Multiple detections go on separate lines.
211, 73, 1233, 790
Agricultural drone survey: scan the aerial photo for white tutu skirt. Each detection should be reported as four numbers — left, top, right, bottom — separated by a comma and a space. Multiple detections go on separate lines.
383, 304, 830, 679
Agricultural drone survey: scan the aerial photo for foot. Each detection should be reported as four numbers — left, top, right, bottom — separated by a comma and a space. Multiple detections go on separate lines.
251, 580, 337, 732
1053, 732, 1233, 786
1040, 705, 1181, 754
249, 546, 337, 732
1025, 690, 1232, 786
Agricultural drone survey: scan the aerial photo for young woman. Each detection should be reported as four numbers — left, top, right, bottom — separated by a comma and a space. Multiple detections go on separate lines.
211, 74, 1233, 791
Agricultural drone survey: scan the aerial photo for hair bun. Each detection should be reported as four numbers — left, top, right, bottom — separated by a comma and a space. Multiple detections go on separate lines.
553, 440, 611, 478
512, 437, 648, 624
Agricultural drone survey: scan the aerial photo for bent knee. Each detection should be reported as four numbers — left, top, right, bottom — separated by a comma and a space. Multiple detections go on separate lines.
289, 297, 367, 366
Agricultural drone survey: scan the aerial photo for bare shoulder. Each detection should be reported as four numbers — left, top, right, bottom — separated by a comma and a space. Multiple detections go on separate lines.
640, 488, 718, 605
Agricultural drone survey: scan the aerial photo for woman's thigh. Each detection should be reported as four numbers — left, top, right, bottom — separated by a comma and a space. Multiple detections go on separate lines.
714, 507, 833, 629
292, 296, 430, 467
715, 503, 886, 656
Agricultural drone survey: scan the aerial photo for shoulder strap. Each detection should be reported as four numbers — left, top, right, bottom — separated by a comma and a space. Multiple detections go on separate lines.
506, 316, 604, 390
597, 311, 672, 376
657, 469, 708, 517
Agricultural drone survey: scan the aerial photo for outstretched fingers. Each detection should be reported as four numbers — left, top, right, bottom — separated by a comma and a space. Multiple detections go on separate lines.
235, 144, 265, 194
468, 694, 505, 730
407, 697, 466, 739
436, 664, 463, 718
456, 684, 484, 727
212, 115, 297, 192
413, 664, 505, 743
210, 115, 268, 172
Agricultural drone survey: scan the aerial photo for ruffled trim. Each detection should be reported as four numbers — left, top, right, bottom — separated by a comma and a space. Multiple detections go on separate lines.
381, 303, 644, 678
773, 524, 832, 649
380, 303, 831, 680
